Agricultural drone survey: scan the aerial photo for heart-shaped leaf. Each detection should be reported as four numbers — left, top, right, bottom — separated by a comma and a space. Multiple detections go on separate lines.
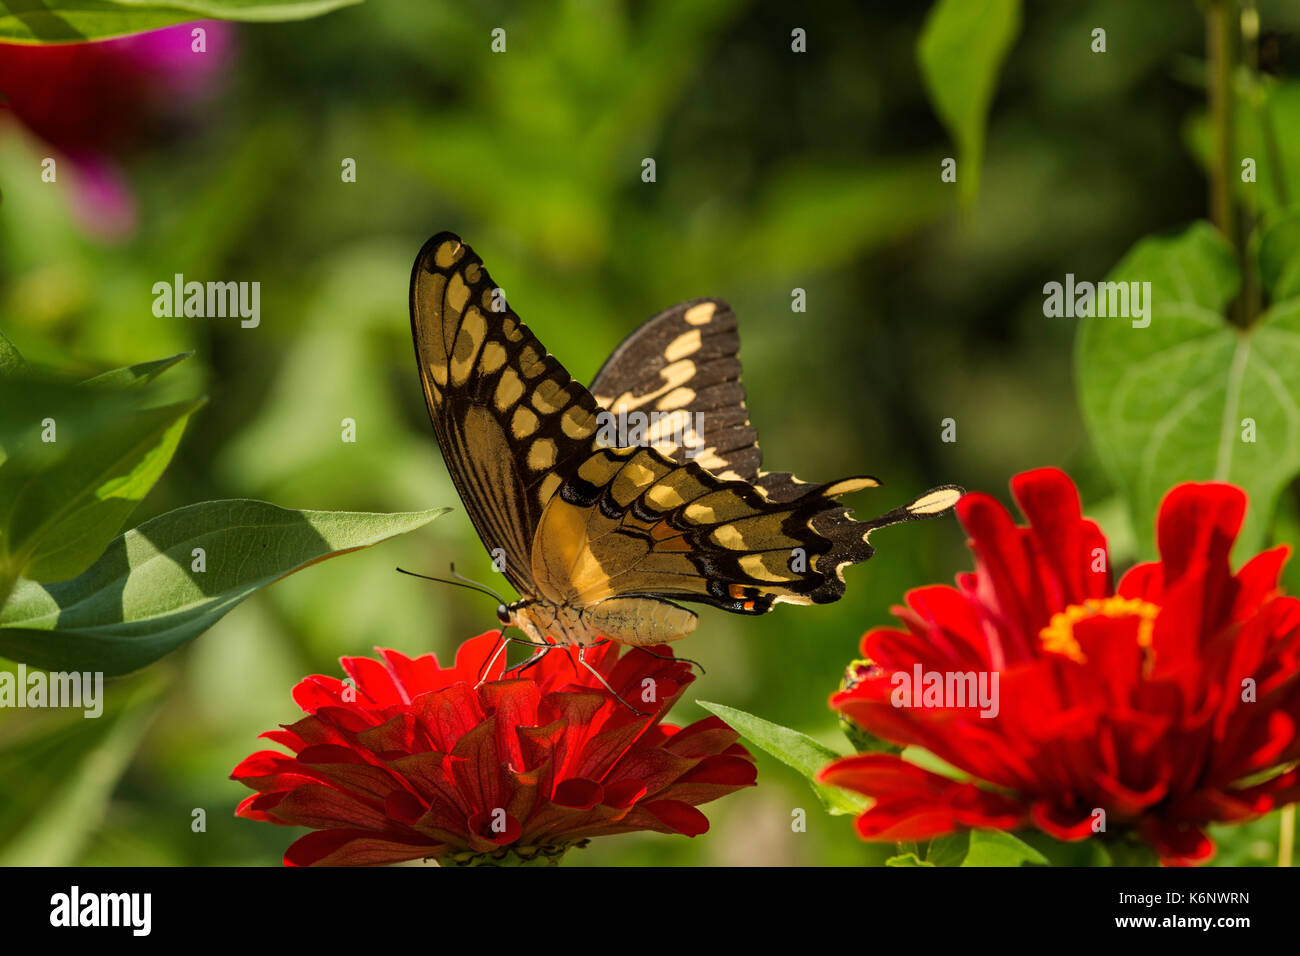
1076, 220, 1300, 555
1257, 206, 1300, 302
0, 500, 448, 674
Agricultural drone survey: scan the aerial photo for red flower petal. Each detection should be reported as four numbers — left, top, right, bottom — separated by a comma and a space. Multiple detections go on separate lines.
233, 636, 753, 865
828, 468, 1300, 865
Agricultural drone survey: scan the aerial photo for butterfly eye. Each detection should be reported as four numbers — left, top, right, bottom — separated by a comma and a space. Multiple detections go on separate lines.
496, 604, 511, 625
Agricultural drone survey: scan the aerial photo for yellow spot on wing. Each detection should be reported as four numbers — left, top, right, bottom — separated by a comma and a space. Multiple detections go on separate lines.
611, 460, 658, 506
519, 345, 542, 376
511, 406, 539, 438
824, 477, 880, 497
433, 241, 463, 269
684, 501, 718, 523
528, 438, 557, 470
684, 302, 716, 326
561, 405, 596, 439
449, 307, 487, 386
907, 487, 963, 514
656, 387, 696, 411
447, 272, 470, 312
495, 368, 524, 409
537, 472, 562, 505
646, 483, 686, 510
532, 379, 569, 415
481, 341, 507, 374
665, 329, 702, 361
710, 524, 748, 549
740, 553, 794, 582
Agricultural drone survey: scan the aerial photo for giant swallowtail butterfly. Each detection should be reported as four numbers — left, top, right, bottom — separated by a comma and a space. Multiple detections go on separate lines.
409, 231, 961, 657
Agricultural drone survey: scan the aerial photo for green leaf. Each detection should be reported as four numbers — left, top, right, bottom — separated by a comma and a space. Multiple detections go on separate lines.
0, 330, 25, 377
961, 829, 1048, 867
0, 386, 203, 583
0, 675, 164, 865
82, 351, 193, 389
917, 0, 1021, 203
0, 0, 362, 43
696, 700, 868, 816
887, 829, 1046, 867
1076, 221, 1300, 555
924, 832, 971, 866
1257, 207, 1300, 302
0, 500, 449, 674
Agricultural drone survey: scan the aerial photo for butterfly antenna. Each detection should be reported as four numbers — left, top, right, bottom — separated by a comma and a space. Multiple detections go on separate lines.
396, 566, 506, 604
449, 563, 507, 604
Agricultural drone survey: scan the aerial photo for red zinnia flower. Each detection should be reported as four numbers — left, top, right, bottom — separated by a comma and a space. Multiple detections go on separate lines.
232, 633, 756, 866
820, 467, 1300, 865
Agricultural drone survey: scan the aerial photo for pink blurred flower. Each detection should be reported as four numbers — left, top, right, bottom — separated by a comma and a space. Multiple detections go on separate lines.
0, 22, 235, 238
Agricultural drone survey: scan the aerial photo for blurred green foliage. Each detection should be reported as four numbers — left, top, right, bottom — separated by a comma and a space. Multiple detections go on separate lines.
2, 0, 1299, 867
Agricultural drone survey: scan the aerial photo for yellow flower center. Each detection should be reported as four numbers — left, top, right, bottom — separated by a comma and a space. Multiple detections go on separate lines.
1038, 596, 1162, 664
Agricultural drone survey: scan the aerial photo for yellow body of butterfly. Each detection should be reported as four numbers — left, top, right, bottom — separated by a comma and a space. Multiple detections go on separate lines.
409, 232, 961, 650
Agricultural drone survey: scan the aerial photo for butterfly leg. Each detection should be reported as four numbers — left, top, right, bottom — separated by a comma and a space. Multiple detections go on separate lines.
576, 643, 650, 718
577, 636, 704, 675
478, 631, 558, 685
476, 629, 509, 686
503, 636, 558, 677
632, 645, 707, 676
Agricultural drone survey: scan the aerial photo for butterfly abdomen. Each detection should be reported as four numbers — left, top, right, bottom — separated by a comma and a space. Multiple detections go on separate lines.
583, 597, 698, 646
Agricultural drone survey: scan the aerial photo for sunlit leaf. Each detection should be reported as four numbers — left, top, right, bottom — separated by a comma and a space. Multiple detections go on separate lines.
0, 500, 449, 674
0, 378, 203, 583
0, 0, 363, 43
697, 700, 867, 816
961, 829, 1048, 867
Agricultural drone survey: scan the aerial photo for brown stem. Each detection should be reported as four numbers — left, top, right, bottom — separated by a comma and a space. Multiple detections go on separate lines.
1208, 0, 1237, 249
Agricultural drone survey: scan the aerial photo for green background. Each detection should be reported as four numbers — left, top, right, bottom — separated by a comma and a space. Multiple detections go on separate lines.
1, 0, 1297, 866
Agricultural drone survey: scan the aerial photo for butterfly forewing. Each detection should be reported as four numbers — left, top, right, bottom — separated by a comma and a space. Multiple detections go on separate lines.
589, 297, 761, 482
409, 232, 605, 596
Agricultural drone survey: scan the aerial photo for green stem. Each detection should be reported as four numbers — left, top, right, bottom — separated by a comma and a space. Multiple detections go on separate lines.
1208, 1, 1258, 327
1207, 0, 1237, 249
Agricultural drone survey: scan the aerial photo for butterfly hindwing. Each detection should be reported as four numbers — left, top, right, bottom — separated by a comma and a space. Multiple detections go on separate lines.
533, 443, 937, 614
